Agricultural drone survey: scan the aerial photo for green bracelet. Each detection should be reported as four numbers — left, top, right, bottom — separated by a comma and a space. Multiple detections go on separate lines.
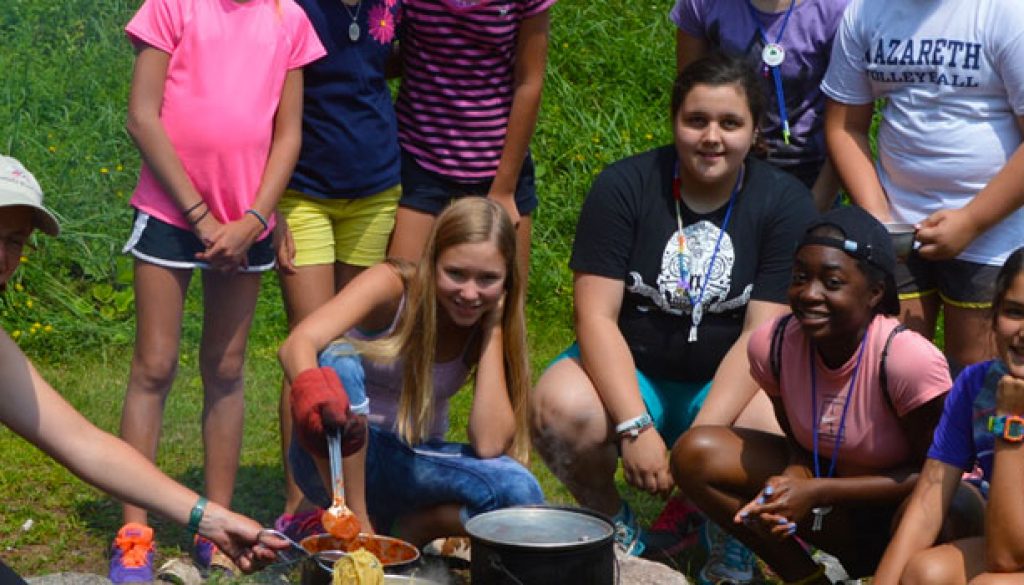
187, 496, 208, 535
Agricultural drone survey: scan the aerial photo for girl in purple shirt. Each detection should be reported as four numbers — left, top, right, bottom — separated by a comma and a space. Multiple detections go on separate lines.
875, 248, 1024, 585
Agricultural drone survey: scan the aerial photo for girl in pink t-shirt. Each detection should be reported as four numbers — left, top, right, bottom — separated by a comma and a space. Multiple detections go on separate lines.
672, 206, 951, 584
111, 0, 324, 580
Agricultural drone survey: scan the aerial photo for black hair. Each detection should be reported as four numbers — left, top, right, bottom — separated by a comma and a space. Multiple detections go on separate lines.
802, 224, 890, 315
671, 51, 767, 133
992, 247, 1024, 325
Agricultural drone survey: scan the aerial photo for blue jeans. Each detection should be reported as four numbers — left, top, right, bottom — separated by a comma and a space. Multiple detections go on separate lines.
290, 345, 544, 533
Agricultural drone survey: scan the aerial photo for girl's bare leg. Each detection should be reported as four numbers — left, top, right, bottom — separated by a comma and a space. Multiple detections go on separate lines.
944, 304, 996, 373
198, 269, 261, 509
387, 206, 436, 263
120, 261, 191, 526
672, 427, 828, 583
515, 214, 532, 283
392, 504, 466, 547
899, 293, 940, 342
531, 357, 620, 517
902, 537, 985, 585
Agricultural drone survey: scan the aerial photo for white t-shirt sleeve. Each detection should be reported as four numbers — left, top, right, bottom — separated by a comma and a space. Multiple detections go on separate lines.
820, 0, 874, 105
989, 1, 1024, 116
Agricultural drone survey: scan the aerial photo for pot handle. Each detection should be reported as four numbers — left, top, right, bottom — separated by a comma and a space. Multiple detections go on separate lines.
489, 556, 527, 585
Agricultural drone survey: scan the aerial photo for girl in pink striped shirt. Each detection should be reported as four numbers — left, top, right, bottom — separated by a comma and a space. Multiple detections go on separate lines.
388, 0, 555, 276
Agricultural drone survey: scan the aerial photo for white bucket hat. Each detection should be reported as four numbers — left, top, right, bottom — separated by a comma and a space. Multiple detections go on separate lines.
0, 154, 60, 236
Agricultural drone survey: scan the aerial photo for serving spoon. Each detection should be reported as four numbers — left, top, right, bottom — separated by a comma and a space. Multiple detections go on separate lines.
322, 428, 361, 540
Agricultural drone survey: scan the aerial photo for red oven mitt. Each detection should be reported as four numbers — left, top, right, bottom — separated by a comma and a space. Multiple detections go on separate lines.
290, 367, 367, 457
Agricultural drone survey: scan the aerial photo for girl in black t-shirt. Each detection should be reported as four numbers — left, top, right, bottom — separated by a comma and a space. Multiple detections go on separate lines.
531, 52, 816, 560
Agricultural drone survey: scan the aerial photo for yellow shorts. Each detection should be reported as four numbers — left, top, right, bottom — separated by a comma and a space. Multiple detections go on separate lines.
278, 185, 400, 267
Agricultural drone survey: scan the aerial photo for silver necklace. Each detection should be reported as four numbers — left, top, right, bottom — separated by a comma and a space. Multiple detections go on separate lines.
341, 0, 362, 42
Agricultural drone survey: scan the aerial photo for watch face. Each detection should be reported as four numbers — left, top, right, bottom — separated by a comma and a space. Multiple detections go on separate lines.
1008, 417, 1024, 440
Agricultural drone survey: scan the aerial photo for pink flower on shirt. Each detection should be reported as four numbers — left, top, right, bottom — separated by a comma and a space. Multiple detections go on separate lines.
384, 0, 396, 8
369, 4, 395, 44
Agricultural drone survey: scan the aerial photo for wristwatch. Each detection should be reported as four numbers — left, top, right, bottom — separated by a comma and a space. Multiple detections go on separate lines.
615, 413, 654, 440
988, 414, 1024, 443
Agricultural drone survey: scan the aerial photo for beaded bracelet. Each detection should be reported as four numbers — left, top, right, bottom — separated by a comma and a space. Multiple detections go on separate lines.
187, 496, 208, 535
245, 209, 269, 231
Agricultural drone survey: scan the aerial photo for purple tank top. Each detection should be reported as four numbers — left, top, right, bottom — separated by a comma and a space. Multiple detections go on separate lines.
350, 300, 471, 440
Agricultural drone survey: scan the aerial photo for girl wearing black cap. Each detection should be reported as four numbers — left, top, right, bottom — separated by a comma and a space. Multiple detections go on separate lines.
673, 206, 952, 583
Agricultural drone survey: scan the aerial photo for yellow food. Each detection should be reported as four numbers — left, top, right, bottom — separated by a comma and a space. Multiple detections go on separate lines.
332, 548, 383, 585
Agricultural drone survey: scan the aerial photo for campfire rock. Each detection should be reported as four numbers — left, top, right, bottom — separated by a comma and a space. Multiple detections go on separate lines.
26, 574, 111, 585
615, 549, 693, 585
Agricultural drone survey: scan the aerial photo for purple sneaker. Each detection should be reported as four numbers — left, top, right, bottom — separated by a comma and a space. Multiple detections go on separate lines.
274, 508, 325, 541
193, 534, 239, 575
193, 534, 215, 569
108, 523, 155, 584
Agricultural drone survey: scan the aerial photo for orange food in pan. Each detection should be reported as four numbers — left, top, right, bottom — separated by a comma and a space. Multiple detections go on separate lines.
301, 533, 419, 566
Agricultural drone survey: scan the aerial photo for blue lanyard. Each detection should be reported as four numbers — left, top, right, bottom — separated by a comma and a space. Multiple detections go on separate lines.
746, 0, 797, 144
809, 327, 869, 479
672, 161, 745, 342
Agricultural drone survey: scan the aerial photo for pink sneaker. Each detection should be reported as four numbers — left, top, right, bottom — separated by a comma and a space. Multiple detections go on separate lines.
642, 495, 707, 557
274, 508, 325, 541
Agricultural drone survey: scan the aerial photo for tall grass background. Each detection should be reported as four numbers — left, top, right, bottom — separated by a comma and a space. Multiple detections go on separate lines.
0, 0, 680, 576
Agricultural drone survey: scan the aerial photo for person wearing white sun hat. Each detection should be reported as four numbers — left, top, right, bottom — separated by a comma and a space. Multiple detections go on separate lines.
0, 155, 285, 582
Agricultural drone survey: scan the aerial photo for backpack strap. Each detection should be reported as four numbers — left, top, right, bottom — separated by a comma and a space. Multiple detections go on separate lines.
769, 313, 794, 385
879, 324, 908, 414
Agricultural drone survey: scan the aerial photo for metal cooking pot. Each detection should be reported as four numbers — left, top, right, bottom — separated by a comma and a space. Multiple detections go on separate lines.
465, 505, 616, 585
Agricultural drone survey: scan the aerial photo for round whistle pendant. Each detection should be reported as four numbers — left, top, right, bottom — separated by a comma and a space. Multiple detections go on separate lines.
762, 43, 785, 67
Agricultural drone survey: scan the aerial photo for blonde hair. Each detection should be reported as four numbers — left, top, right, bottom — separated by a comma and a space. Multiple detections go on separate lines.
357, 198, 531, 462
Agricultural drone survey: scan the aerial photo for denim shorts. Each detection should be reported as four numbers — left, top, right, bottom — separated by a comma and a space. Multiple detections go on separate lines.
549, 342, 712, 447
399, 149, 539, 216
122, 211, 274, 272
291, 344, 545, 533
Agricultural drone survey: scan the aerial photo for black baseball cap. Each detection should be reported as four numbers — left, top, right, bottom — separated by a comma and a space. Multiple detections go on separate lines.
796, 205, 900, 315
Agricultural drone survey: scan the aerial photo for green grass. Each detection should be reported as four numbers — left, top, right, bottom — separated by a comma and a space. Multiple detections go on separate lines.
0, 0, 679, 577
